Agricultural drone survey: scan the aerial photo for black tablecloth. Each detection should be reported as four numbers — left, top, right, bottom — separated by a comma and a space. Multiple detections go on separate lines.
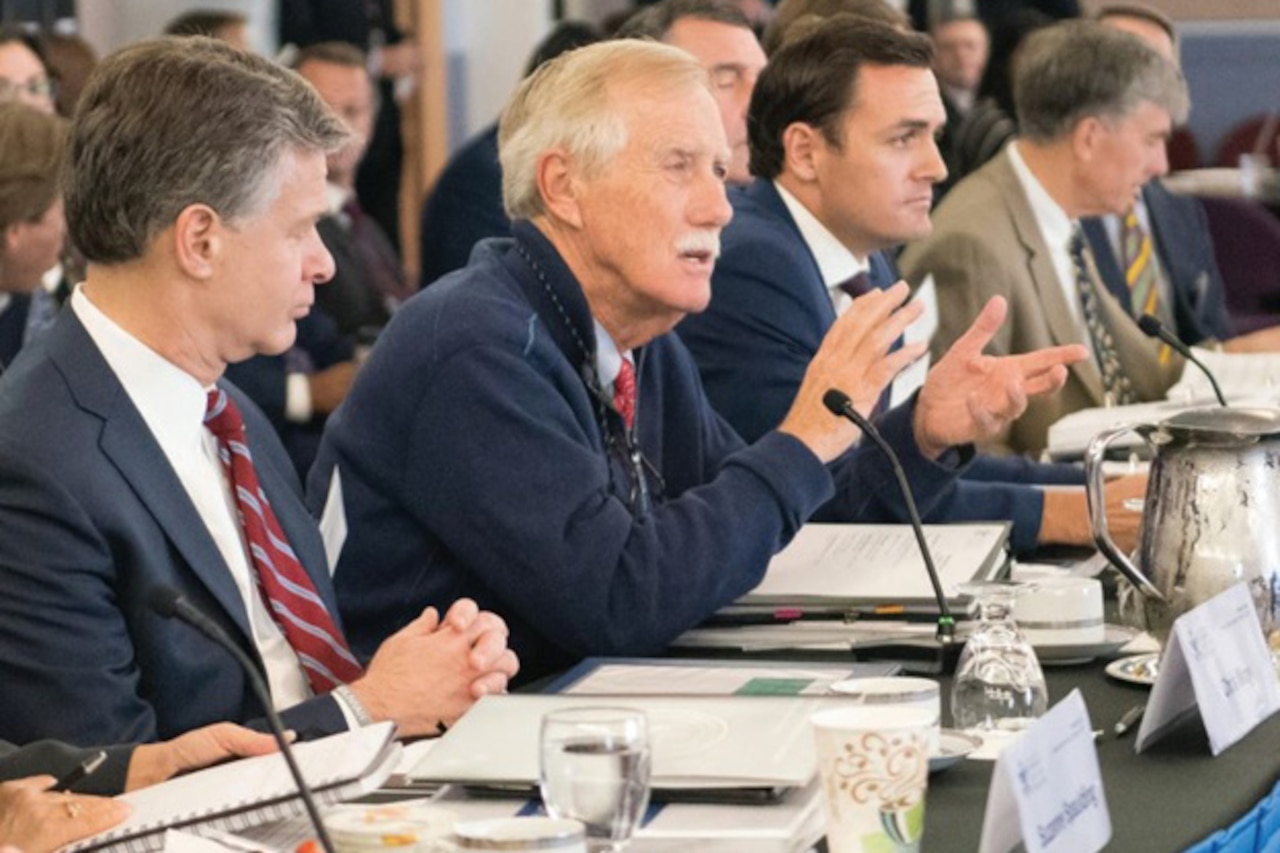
923, 661, 1280, 851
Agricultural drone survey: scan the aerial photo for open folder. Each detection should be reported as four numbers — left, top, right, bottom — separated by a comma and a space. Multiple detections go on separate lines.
408, 694, 833, 798
738, 522, 1010, 613
66, 722, 400, 853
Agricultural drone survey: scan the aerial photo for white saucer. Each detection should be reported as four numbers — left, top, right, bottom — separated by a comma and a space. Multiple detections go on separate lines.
1105, 652, 1160, 686
1033, 624, 1141, 666
929, 729, 982, 773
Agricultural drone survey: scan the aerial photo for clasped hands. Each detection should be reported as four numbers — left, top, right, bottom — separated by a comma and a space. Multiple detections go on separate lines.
783, 282, 1087, 462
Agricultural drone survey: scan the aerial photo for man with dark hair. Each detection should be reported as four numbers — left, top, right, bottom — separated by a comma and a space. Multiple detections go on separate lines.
678, 16, 1139, 555
0, 36, 516, 748
312, 39, 1083, 684
618, 0, 766, 186
762, 0, 910, 55
902, 21, 1188, 455
163, 9, 249, 49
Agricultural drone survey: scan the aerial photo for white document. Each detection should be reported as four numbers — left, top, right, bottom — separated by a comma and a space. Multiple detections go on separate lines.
890, 274, 937, 409
742, 522, 1008, 606
1135, 583, 1280, 756
980, 690, 1111, 853
409, 694, 826, 790
1166, 347, 1280, 403
68, 723, 400, 853
561, 662, 865, 696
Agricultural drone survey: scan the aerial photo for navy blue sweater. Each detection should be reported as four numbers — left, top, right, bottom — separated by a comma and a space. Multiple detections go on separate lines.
311, 222, 969, 682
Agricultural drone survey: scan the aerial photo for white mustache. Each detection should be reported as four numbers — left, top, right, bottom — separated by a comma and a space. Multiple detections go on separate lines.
676, 231, 721, 259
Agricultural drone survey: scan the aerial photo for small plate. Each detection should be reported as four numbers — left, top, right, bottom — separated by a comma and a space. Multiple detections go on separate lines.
1033, 624, 1142, 666
930, 729, 982, 774
1105, 652, 1160, 686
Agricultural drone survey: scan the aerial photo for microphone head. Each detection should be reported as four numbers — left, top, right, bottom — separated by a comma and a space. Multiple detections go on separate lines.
146, 585, 184, 619
1137, 314, 1163, 339
822, 389, 852, 416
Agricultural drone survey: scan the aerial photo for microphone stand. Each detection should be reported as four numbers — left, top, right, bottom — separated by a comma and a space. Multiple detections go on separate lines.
822, 390, 961, 673
1137, 314, 1228, 406
148, 587, 338, 853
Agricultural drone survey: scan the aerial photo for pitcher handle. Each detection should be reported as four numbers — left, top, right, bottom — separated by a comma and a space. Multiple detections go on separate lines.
1083, 424, 1167, 603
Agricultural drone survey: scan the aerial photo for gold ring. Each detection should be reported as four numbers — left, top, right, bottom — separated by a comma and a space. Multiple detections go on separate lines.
64, 799, 82, 819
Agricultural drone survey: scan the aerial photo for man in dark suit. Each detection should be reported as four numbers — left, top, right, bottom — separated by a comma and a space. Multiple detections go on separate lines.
678, 17, 1141, 555
0, 37, 516, 749
1084, 4, 1280, 353
280, 0, 416, 251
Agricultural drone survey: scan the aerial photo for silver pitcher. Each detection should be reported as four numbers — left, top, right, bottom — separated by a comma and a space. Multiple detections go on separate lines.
1084, 407, 1280, 643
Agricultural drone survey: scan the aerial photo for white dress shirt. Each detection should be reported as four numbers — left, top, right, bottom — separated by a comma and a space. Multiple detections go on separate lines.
1006, 142, 1091, 353
71, 287, 313, 711
774, 181, 871, 317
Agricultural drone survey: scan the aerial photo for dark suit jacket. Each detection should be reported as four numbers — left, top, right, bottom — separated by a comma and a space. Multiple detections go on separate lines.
0, 293, 30, 368
418, 124, 511, 289
316, 215, 393, 340
678, 180, 1085, 553
1081, 182, 1232, 346
0, 740, 132, 794
0, 312, 346, 747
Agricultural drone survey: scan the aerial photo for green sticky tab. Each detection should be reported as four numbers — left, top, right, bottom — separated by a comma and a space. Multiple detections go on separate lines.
735, 677, 813, 696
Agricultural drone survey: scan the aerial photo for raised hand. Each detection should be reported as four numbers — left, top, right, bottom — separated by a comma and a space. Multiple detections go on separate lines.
915, 296, 1087, 457
781, 282, 928, 463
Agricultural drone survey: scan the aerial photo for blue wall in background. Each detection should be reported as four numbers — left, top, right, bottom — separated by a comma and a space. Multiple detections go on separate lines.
1181, 22, 1280, 167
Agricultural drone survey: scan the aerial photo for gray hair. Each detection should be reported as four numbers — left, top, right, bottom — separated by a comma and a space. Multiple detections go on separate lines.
499, 39, 709, 221
1013, 20, 1188, 144
615, 0, 750, 41
65, 36, 350, 264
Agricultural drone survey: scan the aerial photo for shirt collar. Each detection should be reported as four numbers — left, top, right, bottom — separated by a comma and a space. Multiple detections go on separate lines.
1006, 141, 1076, 253
593, 320, 627, 388
327, 182, 354, 216
70, 285, 211, 459
773, 180, 870, 288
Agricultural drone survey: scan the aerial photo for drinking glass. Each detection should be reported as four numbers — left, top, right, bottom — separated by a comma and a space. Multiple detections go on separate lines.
951, 583, 1048, 732
539, 708, 651, 853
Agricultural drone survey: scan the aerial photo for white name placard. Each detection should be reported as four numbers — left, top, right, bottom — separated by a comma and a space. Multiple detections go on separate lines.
1136, 583, 1280, 756
979, 689, 1111, 853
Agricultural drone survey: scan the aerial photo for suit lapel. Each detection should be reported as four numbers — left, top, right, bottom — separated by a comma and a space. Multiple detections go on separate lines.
746, 181, 837, 332
50, 315, 255, 642
989, 153, 1105, 406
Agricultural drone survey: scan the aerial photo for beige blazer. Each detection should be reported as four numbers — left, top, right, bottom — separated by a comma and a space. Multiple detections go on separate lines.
900, 149, 1182, 456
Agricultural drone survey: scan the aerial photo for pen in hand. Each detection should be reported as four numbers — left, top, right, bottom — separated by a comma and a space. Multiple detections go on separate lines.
47, 750, 108, 792
1114, 704, 1145, 738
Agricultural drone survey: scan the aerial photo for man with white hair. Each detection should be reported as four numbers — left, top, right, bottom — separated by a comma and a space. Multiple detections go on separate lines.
313, 39, 1084, 683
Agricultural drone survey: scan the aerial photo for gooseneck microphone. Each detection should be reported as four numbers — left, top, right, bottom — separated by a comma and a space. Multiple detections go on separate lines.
822, 390, 957, 650
1138, 314, 1228, 406
147, 586, 337, 853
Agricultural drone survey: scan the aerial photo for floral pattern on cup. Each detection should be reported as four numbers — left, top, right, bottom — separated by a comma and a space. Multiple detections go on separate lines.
823, 729, 929, 848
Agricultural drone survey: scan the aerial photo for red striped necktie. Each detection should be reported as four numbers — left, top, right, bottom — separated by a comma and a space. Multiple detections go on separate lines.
613, 358, 637, 430
204, 389, 363, 694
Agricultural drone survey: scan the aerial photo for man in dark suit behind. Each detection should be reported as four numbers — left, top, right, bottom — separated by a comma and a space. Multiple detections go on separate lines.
1084, 4, 1280, 353
0, 36, 515, 749
678, 17, 1143, 555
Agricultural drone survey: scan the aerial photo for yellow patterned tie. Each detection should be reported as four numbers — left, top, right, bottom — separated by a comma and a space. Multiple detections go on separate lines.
1122, 209, 1172, 364
1122, 209, 1158, 318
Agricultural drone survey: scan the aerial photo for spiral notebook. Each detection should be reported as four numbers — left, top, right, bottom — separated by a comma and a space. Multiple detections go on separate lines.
65, 722, 400, 853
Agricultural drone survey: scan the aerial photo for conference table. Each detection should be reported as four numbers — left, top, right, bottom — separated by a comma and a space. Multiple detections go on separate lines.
922, 657, 1280, 852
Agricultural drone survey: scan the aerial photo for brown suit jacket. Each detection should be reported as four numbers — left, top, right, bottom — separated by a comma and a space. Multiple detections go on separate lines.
900, 148, 1182, 456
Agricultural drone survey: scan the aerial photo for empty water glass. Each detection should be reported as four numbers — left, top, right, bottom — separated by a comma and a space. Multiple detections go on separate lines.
539, 708, 651, 853
951, 583, 1049, 733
